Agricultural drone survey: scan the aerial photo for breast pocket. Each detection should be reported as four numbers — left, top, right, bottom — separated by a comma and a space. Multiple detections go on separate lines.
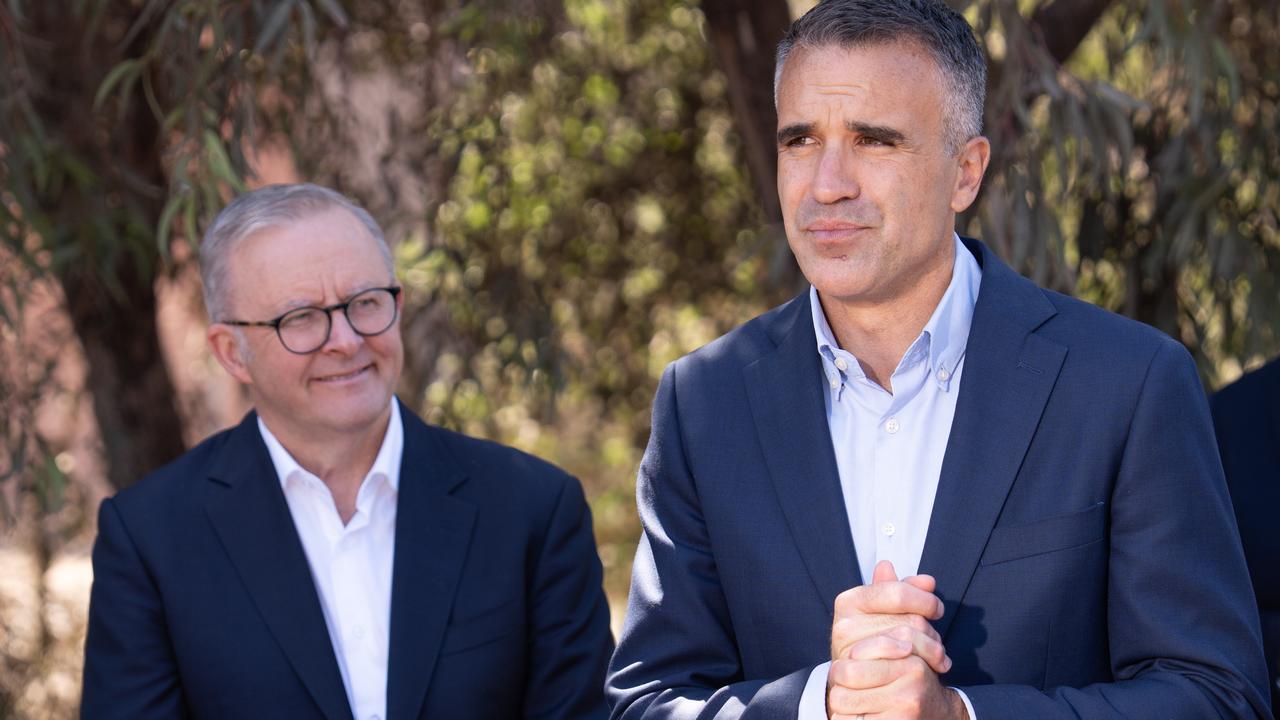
979, 501, 1107, 566
440, 596, 523, 656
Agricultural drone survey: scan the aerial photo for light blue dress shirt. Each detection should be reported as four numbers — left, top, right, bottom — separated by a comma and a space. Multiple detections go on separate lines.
798, 233, 981, 719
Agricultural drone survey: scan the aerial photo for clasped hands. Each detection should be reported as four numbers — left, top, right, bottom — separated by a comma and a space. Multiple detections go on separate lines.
826, 560, 968, 720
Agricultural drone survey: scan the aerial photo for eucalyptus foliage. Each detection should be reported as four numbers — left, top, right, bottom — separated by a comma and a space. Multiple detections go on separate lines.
964, 0, 1279, 382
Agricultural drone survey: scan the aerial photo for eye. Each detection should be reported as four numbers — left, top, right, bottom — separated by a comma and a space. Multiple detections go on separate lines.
280, 308, 323, 330
856, 135, 889, 147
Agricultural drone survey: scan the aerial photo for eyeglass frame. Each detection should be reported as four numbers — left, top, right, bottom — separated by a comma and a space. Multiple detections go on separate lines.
218, 286, 403, 355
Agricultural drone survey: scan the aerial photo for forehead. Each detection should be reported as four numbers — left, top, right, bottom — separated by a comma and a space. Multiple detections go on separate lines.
229, 207, 392, 306
776, 40, 946, 124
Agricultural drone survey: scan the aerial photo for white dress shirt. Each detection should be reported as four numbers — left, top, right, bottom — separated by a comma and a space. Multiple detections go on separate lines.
258, 399, 402, 720
798, 234, 980, 719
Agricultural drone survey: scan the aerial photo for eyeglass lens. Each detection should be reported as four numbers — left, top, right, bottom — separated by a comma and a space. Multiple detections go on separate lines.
277, 288, 397, 353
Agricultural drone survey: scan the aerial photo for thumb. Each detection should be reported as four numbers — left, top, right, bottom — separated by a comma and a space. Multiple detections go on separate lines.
872, 560, 898, 584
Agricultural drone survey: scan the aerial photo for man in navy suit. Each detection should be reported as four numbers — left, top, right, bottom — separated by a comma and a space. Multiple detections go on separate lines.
82, 183, 613, 720
607, 1, 1269, 718
1212, 357, 1280, 711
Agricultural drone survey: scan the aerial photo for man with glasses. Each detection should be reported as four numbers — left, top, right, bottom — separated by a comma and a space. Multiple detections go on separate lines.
82, 183, 613, 720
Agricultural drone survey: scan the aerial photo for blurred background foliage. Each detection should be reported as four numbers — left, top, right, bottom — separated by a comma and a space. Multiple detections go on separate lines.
1, 0, 1278, 716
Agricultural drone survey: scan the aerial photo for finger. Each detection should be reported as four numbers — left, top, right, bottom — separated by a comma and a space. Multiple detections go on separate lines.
830, 656, 915, 690
831, 611, 942, 660
836, 580, 945, 619
835, 656, 936, 716
834, 625, 916, 666
903, 573, 936, 593
844, 633, 913, 661
827, 683, 875, 716
872, 560, 898, 584
881, 624, 951, 674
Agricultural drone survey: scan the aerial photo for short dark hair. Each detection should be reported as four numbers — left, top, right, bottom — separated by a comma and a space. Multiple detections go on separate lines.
775, 0, 987, 154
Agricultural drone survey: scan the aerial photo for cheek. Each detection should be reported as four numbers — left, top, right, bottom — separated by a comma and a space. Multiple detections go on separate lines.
776, 159, 809, 204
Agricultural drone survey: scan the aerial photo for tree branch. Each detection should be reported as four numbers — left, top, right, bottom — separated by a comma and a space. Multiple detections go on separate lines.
1030, 0, 1116, 65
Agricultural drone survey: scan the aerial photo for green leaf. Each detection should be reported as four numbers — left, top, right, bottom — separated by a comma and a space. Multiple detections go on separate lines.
311, 0, 348, 27
184, 195, 199, 257
299, 1, 317, 56
204, 130, 246, 192
156, 192, 187, 262
255, 0, 297, 53
94, 59, 142, 111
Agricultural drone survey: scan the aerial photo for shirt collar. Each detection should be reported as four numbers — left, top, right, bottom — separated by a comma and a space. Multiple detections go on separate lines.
810, 233, 981, 390
258, 397, 403, 493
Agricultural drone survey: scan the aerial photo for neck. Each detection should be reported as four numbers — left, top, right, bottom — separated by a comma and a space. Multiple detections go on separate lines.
260, 405, 392, 521
820, 244, 956, 391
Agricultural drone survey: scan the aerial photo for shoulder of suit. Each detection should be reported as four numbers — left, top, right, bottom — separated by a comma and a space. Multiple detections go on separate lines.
1213, 355, 1280, 409
412, 418, 577, 494
671, 293, 805, 375
1035, 286, 1183, 360
108, 422, 243, 515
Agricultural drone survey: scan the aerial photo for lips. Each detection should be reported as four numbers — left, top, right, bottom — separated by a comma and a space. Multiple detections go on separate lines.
313, 364, 373, 383
805, 220, 869, 232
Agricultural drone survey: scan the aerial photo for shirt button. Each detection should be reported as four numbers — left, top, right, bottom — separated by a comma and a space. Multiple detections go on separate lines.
881, 522, 896, 537
352, 625, 365, 640
885, 418, 900, 434
937, 368, 951, 382
835, 357, 848, 372
830, 377, 840, 390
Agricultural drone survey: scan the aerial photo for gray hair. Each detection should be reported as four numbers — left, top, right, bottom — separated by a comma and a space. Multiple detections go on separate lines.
775, 0, 987, 154
199, 183, 393, 321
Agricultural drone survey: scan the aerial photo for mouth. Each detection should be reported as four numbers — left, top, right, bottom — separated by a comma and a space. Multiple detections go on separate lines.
804, 223, 873, 250
313, 364, 373, 384
805, 220, 871, 234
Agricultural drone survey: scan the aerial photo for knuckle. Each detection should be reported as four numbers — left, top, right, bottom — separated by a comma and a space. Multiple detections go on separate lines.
828, 684, 855, 712
904, 655, 928, 678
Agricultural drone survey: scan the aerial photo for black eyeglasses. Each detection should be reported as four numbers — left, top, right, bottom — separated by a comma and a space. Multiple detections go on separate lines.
221, 286, 402, 355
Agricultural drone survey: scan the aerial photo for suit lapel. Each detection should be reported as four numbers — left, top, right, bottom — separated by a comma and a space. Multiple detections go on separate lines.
385, 405, 476, 720
744, 295, 863, 607
919, 240, 1067, 640
203, 414, 354, 720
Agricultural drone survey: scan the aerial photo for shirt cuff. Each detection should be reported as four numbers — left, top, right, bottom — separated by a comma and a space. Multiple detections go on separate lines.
797, 661, 830, 719
951, 686, 977, 719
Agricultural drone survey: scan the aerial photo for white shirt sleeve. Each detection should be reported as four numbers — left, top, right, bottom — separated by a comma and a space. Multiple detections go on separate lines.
797, 662, 831, 719
796, 662, 978, 720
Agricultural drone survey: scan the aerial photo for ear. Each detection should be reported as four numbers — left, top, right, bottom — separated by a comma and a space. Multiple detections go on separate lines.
950, 135, 991, 213
207, 323, 254, 385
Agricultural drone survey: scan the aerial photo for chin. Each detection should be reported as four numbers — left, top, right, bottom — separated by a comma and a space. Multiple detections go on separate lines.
803, 266, 877, 302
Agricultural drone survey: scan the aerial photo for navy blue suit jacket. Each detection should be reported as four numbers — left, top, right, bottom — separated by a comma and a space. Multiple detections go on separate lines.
607, 239, 1270, 719
82, 400, 613, 720
1212, 357, 1280, 709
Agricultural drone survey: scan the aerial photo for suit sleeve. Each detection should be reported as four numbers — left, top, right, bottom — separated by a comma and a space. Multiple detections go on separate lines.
82, 497, 189, 719
960, 339, 1272, 719
522, 473, 615, 720
606, 362, 814, 720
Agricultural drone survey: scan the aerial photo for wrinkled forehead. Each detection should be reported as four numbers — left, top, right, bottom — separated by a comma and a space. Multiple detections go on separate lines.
227, 209, 395, 306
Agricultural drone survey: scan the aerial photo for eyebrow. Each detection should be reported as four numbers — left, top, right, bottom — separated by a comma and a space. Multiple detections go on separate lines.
776, 121, 908, 146
847, 121, 907, 145
777, 122, 815, 146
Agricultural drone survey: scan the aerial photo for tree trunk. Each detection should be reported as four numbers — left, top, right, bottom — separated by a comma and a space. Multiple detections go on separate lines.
31, 2, 187, 489
700, 0, 791, 226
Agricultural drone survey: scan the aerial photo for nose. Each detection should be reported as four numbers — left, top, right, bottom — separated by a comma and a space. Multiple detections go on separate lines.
322, 308, 362, 354
810, 142, 861, 205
